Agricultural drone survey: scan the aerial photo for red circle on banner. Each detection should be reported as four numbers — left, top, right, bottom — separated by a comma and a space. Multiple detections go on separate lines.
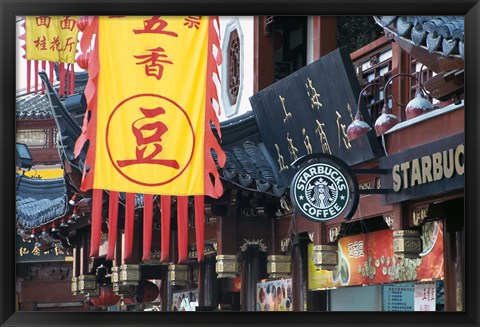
106, 93, 195, 187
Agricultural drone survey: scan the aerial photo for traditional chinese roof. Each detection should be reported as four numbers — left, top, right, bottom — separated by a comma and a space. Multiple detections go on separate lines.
16, 70, 88, 120
219, 110, 287, 197
16, 174, 68, 229
374, 16, 464, 59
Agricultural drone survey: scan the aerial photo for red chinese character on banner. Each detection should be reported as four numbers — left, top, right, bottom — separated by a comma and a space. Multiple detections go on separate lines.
134, 47, 173, 80
184, 16, 202, 29
50, 36, 62, 51
63, 37, 76, 52
60, 16, 77, 31
35, 16, 52, 28
116, 106, 179, 169
33, 36, 48, 50
133, 16, 178, 37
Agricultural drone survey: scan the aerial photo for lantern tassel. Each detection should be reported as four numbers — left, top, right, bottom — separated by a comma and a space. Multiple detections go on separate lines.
49, 61, 54, 85
123, 193, 136, 263
41, 61, 46, 94
89, 189, 103, 258
160, 196, 171, 263
142, 194, 154, 261
70, 63, 75, 94
106, 191, 119, 260
177, 196, 188, 264
26, 60, 31, 94
34, 60, 39, 93
194, 195, 205, 262
59, 63, 65, 96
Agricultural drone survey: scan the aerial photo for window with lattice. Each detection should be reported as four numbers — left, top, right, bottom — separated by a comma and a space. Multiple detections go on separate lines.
227, 29, 240, 106
353, 45, 393, 124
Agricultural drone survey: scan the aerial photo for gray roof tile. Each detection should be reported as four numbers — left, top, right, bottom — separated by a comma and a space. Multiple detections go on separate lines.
374, 16, 464, 59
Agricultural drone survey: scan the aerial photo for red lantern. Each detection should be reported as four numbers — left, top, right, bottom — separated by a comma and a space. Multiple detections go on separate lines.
123, 297, 136, 305
91, 285, 120, 308
76, 52, 91, 71
76, 16, 89, 32
140, 281, 160, 303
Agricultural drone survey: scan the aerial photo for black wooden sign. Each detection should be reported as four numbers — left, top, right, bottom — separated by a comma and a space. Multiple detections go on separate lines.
379, 133, 464, 204
16, 235, 68, 263
250, 47, 383, 188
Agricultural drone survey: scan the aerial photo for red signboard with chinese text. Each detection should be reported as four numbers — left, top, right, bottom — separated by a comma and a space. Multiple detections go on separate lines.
308, 221, 444, 290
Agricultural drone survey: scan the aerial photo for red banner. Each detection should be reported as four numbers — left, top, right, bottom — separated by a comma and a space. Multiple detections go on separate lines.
309, 221, 444, 290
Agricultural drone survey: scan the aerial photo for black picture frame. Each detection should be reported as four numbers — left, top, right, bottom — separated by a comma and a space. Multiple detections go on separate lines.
1, 1, 478, 326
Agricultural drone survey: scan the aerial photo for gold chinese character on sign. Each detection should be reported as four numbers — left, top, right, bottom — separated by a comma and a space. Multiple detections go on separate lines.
54, 246, 65, 256
18, 247, 29, 257
31, 246, 41, 256
279, 95, 292, 124
412, 207, 428, 226
336, 111, 352, 150
286, 133, 299, 161
305, 78, 322, 110
274, 144, 289, 172
302, 128, 313, 154
315, 120, 331, 154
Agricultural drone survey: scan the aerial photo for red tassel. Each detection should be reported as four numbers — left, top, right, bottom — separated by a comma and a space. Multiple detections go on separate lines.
177, 196, 188, 264
123, 193, 136, 263
89, 189, 103, 258
160, 196, 171, 263
194, 196, 205, 262
106, 191, 119, 260
41, 61, 46, 94
142, 194, 154, 261
70, 64, 75, 94
26, 60, 31, 94
59, 63, 65, 96
34, 60, 39, 93
49, 61, 54, 85
65, 63, 70, 95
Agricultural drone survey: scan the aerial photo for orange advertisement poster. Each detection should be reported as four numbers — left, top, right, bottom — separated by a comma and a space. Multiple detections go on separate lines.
309, 221, 444, 290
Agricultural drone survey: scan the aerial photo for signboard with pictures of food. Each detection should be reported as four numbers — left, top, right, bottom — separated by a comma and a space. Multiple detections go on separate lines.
256, 278, 293, 311
308, 220, 444, 290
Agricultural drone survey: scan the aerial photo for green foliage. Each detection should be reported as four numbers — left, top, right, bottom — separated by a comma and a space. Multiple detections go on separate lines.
337, 16, 384, 53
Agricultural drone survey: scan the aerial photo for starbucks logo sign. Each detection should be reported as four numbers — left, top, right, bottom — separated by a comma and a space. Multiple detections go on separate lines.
291, 160, 355, 222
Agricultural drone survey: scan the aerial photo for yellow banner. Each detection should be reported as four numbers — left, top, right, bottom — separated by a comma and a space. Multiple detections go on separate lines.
95, 16, 208, 195
25, 16, 79, 63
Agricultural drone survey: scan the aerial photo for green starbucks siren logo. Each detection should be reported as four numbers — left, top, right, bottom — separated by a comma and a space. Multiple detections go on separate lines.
291, 162, 350, 222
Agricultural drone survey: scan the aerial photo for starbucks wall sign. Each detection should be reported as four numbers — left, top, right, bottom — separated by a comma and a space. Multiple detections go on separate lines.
290, 154, 359, 222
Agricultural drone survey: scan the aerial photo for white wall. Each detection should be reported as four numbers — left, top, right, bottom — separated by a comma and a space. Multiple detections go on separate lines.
217, 16, 254, 121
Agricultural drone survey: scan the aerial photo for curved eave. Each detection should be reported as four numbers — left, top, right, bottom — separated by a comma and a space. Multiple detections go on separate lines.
16, 175, 68, 229
374, 16, 464, 71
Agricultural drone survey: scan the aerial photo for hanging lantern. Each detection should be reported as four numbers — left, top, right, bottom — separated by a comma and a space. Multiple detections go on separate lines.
347, 112, 372, 141
76, 16, 90, 32
374, 103, 400, 136
41, 226, 49, 237
77, 274, 99, 299
266, 255, 291, 279
91, 284, 121, 308
312, 245, 338, 271
71, 276, 78, 295
138, 280, 159, 304
393, 230, 422, 259
50, 221, 59, 233
215, 255, 238, 278
168, 264, 189, 286
405, 89, 434, 120
76, 52, 91, 71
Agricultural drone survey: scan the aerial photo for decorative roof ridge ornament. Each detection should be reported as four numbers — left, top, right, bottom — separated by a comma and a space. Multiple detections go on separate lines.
240, 239, 268, 252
